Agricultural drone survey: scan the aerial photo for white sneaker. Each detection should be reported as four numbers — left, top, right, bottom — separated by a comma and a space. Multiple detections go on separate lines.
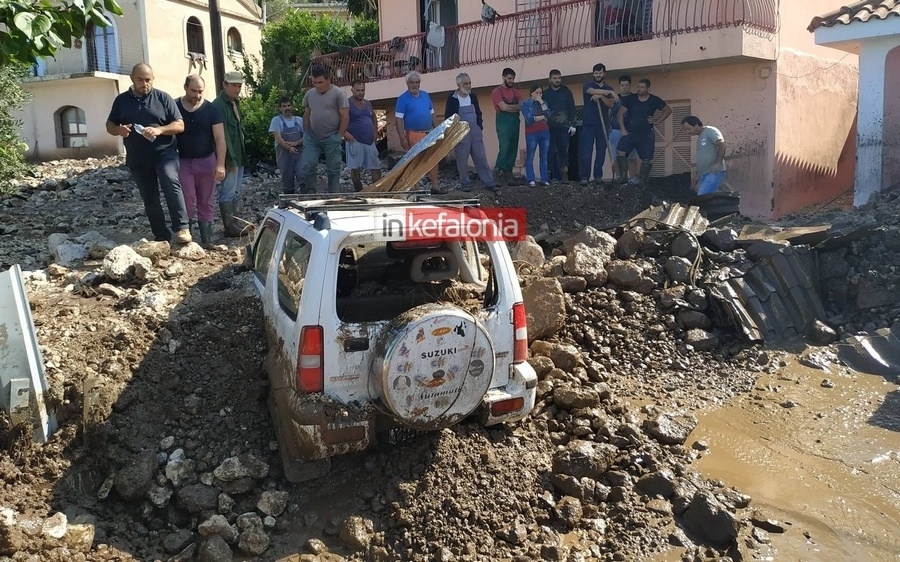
528, 181, 536, 187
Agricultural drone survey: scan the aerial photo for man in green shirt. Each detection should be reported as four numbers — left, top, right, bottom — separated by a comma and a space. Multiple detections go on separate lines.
212, 71, 246, 237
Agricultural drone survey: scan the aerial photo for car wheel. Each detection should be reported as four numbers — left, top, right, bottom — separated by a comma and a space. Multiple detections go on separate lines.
371, 303, 495, 430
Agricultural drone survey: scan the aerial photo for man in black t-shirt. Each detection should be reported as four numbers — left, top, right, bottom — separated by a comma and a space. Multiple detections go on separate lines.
176, 75, 225, 248
106, 63, 190, 243
616, 78, 671, 186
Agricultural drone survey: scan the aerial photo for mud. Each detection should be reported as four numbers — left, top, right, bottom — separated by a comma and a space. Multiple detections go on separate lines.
1, 158, 899, 561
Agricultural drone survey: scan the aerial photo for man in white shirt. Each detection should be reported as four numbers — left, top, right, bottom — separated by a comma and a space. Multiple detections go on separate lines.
269, 97, 305, 194
681, 115, 726, 195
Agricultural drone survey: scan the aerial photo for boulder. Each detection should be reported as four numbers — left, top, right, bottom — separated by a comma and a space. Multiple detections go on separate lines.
522, 277, 565, 342
564, 243, 610, 286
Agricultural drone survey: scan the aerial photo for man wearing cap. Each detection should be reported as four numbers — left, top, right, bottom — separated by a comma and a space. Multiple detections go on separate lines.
106, 63, 192, 244
212, 70, 246, 237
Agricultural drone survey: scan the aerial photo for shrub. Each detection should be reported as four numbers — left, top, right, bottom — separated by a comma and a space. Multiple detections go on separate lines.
0, 65, 32, 196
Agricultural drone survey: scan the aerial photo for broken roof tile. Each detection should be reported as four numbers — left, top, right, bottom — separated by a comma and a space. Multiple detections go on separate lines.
808, 0, 900, 32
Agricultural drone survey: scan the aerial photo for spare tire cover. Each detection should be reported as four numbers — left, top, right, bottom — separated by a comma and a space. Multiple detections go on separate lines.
372, 303, 494, 429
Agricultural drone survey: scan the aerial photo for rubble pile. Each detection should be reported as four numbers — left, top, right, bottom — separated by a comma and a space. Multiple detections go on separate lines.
0, 158, 898, 561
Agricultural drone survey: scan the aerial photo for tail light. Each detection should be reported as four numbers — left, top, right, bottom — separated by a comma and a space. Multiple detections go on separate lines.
512, 302, 528, 363
491, 397, 524, 416
298, 325, 324, 392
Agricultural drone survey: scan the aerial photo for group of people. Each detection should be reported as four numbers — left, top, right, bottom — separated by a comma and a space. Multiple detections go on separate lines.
268, 66, 383, 195
107, 60, 727, 243
106, 63, 247, 247
396, 63, 726, 193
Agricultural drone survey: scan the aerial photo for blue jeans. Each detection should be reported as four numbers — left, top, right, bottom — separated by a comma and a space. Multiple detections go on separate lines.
128, 147, 188, 241
548, 127, 570, 181
579, 123, 608, 181
302, 133, 343, 193
525, 129, 550, 183
217, 166, 244, 204
697, 170, 726, 195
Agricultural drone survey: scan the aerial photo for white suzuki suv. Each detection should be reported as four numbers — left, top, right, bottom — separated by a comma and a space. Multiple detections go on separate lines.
248, 193, 537, 481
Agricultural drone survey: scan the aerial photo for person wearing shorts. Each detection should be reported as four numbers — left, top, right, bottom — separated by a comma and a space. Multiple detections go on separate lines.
615, 78, 671, 186
608, 74, 639, 182
345, 80, 382, 192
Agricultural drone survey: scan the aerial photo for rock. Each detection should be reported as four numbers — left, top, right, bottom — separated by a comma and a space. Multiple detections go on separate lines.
512, 236, 545, 268
750, 514, 787, 533
257, 490, 289, 517
700, 228, 738, 251
562, 226, 617, 255
237, 513, 269, 555
558, 275, 587, 293
339, 515, 373, 551
41, 512, 67, 539
49, 235, 88, 266
163, 529, 195, 554
606, 260, 646, 289
564, 243, 611, 286
172, 242, 207, 261
670, 232, 700, 261
199, 536, 233, 562
498, 522, 528, 545
165, 449, 195, 486
114, 451, 157, 501
531, 341, 581, 371
551, 440, 618, 480
133, 240, 171, 263
528, 355, 554, 378
97, 283, 125, 298
103, 245, 152, 281
663, 256, 693, 285
680, 491, 739, 548
214, 454, 269, 481
522, 277, 565, 342
659, 286, 687, 308
47, 263, 68, 278
676, 310, 711, 329
685, 288, 708, 310
553, 386, 600, 410
164, 261, 185, 279
684, 328, 718, 351
806, 320, 838, 345
63, 514, 95, 552
635, 469, 677, 498
306, 537, 328, 554
147, 484, 173, 508
177, 484, 219, 513
644, 413, 697, 445
555, 496, 583, 528
615, 227, 644, 258
198, 514, 237, 542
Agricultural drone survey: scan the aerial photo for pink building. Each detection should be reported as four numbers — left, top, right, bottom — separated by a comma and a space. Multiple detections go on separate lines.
314, 0, 860, 219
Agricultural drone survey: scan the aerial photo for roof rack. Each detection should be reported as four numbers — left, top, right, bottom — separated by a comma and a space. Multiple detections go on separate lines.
280, 192, 482, 221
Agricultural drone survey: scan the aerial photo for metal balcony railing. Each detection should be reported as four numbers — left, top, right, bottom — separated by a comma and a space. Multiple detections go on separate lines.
311, 0, 777, 87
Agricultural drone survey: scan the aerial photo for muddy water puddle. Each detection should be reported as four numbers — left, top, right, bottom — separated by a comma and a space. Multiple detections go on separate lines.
691, 358, 900, 560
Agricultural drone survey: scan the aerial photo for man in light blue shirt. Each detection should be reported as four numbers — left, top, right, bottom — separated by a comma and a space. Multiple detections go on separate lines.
395, 71, 443, 193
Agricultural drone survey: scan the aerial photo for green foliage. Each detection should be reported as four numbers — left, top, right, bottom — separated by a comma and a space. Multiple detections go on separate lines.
0, 0, 124, 66
346, 0, 377, 19
0, 65, 32, 195
239, 11, 379, 164
240, 90, 281, 165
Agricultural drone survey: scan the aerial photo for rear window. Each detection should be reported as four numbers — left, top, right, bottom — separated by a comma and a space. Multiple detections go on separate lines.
277, 231, 311, 321
252, 218, 280, 285
335, 238, 496, 322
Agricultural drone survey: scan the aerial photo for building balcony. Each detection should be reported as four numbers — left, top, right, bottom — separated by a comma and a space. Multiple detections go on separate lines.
312, 0, 778, 92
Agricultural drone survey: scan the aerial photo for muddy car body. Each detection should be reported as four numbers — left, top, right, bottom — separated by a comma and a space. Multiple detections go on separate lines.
249, 195, 537, 480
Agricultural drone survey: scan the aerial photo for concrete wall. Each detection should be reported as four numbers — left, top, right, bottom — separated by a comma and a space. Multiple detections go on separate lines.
885, 45, 900, 190
20, 77, 128, 161
144, 0, 263, 97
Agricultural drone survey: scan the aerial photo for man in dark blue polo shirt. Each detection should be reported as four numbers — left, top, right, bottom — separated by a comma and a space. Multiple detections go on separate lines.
616, 78, 672, 186
106, 63, 190, 243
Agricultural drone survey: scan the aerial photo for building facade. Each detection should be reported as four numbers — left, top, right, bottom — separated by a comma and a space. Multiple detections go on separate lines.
313, 0, 860, 219
17, 0, 263, 162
